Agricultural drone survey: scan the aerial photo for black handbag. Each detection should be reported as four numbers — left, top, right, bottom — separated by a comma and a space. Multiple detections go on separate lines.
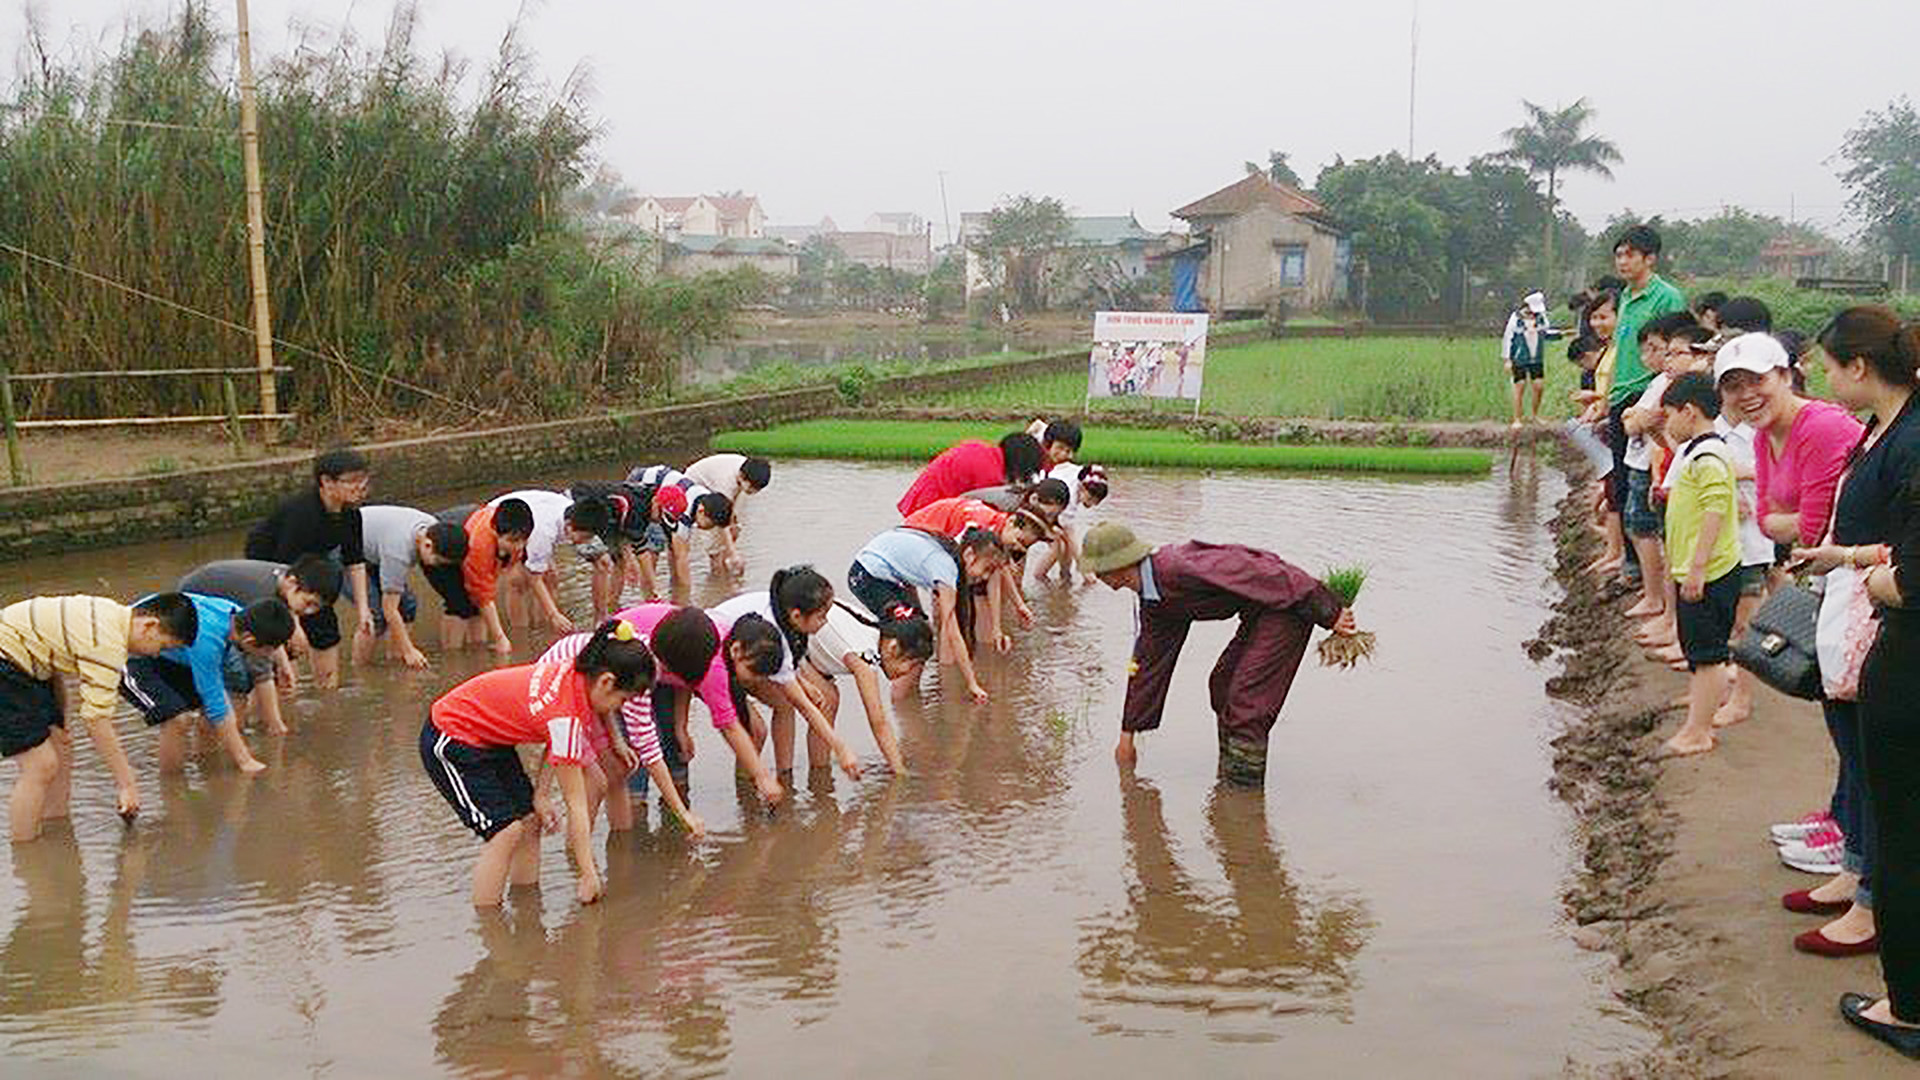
1731, 582, 1824, 701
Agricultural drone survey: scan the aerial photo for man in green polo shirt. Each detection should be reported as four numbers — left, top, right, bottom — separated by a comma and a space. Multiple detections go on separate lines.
1608, 224, 1688, 408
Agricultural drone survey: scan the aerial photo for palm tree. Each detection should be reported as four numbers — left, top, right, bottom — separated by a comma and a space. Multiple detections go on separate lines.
1496, 98, 1621, 289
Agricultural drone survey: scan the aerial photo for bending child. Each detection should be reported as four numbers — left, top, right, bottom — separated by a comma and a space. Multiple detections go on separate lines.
1, 593, 197, 840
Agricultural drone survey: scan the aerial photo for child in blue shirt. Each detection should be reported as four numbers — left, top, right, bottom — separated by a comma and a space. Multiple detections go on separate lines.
120, 594, 296, 775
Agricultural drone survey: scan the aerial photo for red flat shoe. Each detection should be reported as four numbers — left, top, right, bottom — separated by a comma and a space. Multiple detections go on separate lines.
1794, 927, 1879, 957
1783, 890, 1853, 916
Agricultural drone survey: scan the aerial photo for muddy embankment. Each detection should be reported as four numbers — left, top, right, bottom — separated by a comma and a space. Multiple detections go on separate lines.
1528, 462, 1735, 1078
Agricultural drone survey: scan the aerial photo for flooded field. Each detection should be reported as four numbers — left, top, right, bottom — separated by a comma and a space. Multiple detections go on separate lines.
0, 455, 1650, 1076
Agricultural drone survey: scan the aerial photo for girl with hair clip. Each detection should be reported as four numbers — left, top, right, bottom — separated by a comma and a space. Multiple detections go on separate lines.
711, 567, 865, 780
1029, 464, 1110, 585
800, 602, 935, 775
601, 602, 787, 811
418, 618, 652, 907
903, 499, 1050, 651
848, 524, 1010, 702
536, 630, 705, 838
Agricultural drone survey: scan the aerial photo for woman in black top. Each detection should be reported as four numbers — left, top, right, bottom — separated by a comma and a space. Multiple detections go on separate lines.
1797, 311, 1920, 1055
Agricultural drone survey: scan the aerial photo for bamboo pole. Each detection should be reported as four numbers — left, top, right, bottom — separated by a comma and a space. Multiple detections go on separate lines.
234, 0, 279, 427
222, 375, 244, 458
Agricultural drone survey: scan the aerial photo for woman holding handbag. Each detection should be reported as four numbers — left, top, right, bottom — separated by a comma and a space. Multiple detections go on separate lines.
1783, 309, 1920, 959
1830, 314, 1920, 1057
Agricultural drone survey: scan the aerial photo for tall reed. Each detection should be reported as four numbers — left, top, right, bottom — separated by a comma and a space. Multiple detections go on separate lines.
0, 2, 751, 429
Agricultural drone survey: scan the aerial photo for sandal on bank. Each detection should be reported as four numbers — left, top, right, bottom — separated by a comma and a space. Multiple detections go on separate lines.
1841, 993, 1920, 1059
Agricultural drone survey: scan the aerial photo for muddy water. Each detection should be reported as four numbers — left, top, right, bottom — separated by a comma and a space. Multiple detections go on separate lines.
0, 454, 1650, 1076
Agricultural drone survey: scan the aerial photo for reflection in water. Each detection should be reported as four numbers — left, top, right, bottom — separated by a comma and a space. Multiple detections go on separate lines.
0, 833, 223, 1045
1078, 779, 1370, 1037
0, 457, 1639, 1074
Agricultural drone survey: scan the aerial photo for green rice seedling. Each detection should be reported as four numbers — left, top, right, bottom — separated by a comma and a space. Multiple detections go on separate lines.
898, 337, 1571, 424
711, 419, 1491, 476
1317, 564, 1377, 669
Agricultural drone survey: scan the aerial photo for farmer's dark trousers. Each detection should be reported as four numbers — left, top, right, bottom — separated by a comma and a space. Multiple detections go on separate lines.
1209, 610, 1314, 784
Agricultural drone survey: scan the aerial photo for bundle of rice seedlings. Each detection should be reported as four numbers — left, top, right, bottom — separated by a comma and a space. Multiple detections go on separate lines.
1317, 565, 1377, 669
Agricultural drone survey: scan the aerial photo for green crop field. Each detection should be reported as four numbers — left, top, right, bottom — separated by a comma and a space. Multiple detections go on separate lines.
903, 336, 1582, 423
711, 419, 1491, 475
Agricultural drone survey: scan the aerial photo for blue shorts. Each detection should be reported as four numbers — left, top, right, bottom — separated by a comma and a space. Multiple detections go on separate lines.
1624, 467, 1663, 537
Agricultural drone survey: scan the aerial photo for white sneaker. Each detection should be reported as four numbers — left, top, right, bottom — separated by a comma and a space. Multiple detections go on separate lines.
1770, 812, 1836, 845
1778, 836, 1846, 875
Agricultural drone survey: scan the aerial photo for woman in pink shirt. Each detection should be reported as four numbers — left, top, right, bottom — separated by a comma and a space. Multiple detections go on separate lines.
896, 432, 1045, 517
1721, 334, 1864, 547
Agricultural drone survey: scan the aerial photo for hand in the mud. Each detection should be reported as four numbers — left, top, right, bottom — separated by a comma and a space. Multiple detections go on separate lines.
1332, 609, 1359, 636
756, 773, 785, 806
576, 868, 604, 905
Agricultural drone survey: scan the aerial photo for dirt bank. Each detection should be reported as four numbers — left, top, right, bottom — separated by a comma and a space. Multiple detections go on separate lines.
1534, 465, 1894, 1077
871, 405, 1537, 450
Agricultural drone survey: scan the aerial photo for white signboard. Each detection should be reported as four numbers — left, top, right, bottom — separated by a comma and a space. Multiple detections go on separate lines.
1087, 311, 1209, 401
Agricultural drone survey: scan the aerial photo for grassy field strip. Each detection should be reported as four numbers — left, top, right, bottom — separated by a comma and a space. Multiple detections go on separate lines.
903, 337, 1584, 423
712, 419, 1492, 475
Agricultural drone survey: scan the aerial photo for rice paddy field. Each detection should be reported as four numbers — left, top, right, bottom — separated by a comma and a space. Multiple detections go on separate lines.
712, 419, 1493, 475
904, 337, 1583, 423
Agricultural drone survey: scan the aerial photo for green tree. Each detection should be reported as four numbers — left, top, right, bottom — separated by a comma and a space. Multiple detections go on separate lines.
1314, 154, 1454, 321
1837, 97, 1920, 265
968, 194, 1072, 312
1244, 151, 1304, 189
1493, 98, 1622, 290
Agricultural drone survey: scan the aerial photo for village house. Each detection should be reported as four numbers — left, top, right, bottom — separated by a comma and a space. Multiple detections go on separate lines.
959, 212, 1174, 305
765, 213, 933, 274
1161, 173, 1348, 315
627, 195, 766, 239
661, 235, 798, 278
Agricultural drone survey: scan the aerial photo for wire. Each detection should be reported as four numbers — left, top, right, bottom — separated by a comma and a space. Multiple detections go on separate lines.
0, 241, 489, 415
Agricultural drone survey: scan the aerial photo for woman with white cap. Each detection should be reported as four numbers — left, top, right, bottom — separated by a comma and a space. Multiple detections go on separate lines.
1717, 330, 1873, 942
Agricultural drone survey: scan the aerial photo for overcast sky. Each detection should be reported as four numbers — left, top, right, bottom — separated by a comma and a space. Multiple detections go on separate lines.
9, 0, 1914, 242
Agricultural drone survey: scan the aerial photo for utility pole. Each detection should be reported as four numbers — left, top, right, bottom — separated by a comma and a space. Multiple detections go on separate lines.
938, 171, 953, 249
235, 0, 278, 423
1406, 2, 1419, 159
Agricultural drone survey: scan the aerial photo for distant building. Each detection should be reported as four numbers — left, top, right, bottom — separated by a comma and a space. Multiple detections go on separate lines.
1761, 235, 1831, 280
827, 229, 931, 275
662, 234, 798, 278
959, 212, 1174, 303
627, 195, 766, 238
766, 216, 838, 244
1162, 173, 1347, 314
864, 212, 926, 236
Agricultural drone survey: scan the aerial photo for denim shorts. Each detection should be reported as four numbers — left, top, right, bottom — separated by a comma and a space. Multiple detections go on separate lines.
1624, 468, 1663, 537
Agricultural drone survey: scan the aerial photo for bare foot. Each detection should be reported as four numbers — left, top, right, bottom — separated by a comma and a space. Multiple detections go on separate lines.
1712, 703, 1752, 728
1862, 999, 1920, 1027
1659, 733, 1715, 757
1650, 644, 1685, 664
1623, 599, 1664, 618
238, 758, 268, 776
1671, 690, 1692, 707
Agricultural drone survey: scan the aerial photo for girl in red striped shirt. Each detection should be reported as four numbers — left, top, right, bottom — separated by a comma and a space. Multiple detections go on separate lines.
419, 618, 653, 907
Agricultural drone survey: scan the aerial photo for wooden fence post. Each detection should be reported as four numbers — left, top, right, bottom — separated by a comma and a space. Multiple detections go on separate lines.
0, 365, 21, 485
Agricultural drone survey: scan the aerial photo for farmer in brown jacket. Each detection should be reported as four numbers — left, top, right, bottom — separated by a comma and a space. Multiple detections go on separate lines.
1084, 522, 1357, 784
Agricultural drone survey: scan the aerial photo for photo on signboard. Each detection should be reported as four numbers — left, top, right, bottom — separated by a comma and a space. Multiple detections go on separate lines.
1086, 312, 1209, 401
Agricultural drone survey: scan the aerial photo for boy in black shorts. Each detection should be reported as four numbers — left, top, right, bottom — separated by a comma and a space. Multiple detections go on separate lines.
1658, 373, 1742, 758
